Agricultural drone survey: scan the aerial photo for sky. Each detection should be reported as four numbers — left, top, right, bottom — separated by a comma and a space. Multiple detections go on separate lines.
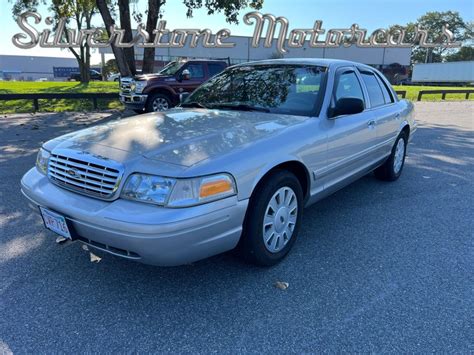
1, 0, 472, 63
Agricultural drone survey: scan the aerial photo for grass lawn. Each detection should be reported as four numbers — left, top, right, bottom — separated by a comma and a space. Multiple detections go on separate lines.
0, 81, 121, 113
393, 85, 474, 102
0, 81, 472, 113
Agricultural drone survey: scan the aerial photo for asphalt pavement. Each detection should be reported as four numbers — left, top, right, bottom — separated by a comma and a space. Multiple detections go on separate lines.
0, 102, 473, 352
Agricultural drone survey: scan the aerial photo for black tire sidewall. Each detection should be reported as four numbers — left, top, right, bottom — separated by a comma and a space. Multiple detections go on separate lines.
242, 170, 304, 266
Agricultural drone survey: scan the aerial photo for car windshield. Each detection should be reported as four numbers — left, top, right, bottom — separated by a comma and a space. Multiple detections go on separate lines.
185, 64, 327, 116
159, 61, 185, 75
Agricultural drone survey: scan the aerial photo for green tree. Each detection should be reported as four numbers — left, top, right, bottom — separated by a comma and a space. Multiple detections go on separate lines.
385, 12, 470, 64
11, 0, 101, 83
96, 0, 263, 75
102, 58, 118, 77
411, 11, 469, 63
445, 46, 474, 62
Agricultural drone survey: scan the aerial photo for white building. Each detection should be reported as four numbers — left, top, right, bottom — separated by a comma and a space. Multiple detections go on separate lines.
1, 35, 412, 82
0, 55, 82, 81
98, 34, 411, 66
99, 34, 412, 82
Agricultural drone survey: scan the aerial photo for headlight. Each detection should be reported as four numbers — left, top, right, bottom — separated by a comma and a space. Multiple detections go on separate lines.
121, 174, 176, 205
36, 148, 50, 174
134, 81, 147, 94
121, 173, 237, 207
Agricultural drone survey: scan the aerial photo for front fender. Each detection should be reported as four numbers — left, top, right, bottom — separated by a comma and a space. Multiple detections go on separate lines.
143, 84, 178, 97
245, 156, 309, 200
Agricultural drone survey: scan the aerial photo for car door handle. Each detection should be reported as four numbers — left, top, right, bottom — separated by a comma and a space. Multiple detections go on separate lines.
395, 113, 401, 120
367, 120, 376, 127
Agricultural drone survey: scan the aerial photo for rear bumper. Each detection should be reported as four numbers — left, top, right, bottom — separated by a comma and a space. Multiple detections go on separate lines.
119, 94, 148, 111
21, 168, 248, 266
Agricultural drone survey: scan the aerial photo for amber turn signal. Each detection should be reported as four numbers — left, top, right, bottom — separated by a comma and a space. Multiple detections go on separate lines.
199, 178, 233, 198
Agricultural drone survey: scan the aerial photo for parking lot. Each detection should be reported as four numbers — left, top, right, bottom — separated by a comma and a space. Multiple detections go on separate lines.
0, 102, 472, 352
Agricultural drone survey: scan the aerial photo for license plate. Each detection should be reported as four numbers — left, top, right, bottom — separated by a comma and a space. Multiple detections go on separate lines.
39, 207, 72, 239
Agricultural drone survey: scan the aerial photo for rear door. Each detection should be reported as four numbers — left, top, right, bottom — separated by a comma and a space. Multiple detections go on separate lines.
358, 68, 400, 157
323, 67, 378, 188
207, 62, 227, 78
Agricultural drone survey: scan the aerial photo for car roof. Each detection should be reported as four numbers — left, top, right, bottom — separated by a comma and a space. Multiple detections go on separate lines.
233, 58, 373, 70
184, 59, 227, 63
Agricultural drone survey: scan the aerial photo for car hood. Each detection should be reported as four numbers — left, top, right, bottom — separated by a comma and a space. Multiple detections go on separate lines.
133, 73, 172, 81
44, 109, 310, 167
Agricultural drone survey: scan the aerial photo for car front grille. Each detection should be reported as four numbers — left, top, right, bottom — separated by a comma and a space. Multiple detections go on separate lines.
120, 78, 133, 94
48, 153, 123, 199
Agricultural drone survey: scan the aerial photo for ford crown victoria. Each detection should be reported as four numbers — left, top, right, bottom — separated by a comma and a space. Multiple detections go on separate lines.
21, 59, 416, 266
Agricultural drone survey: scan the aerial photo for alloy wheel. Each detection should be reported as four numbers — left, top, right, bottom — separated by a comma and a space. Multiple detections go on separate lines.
152, 97, 169, 111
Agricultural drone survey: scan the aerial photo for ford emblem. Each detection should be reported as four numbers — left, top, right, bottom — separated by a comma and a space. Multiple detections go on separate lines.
67, 168, 79, 178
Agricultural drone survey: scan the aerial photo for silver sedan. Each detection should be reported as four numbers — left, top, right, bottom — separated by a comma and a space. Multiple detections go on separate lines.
21, 58, 416, 266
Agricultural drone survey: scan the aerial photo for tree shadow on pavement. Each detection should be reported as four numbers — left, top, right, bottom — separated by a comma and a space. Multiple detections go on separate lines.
0, 110, 472, 352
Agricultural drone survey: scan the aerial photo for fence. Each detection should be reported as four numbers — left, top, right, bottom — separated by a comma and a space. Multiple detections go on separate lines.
395, 90, 406, 98
0, 93, 118, 111
1, 89, 472, 112
417, 89, 474, 101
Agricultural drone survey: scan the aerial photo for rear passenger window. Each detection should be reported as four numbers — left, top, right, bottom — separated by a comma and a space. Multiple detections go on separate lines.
376, 73, 394, 104
208, 63, 225, 77
360, 72, 385, 107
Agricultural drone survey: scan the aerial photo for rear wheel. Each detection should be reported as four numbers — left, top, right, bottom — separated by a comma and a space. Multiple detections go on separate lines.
239, 170, 303, 266
146, 93, 172, 112
374, 131, 408, 181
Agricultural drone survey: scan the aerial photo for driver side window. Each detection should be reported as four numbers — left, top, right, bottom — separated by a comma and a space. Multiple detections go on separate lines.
335, 71, 364, 102
185, 64, 204, 79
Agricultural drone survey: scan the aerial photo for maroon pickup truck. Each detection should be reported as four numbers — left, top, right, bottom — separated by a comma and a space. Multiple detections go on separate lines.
119, 59, 228, 113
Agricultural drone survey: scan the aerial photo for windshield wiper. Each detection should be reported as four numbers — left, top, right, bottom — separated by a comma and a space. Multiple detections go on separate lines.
180, 101, 208, 109
209, 103, 270, 113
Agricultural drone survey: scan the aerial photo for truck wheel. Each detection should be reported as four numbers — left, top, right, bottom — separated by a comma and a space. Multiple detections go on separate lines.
374, 131, 407, 181
239, 170, 303, 266
146, 93, 171, 112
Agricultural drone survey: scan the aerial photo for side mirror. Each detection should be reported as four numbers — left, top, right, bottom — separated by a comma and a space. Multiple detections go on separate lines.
180, 92, 190, 103
181, 69, 190, 81
330, 97, 364, 118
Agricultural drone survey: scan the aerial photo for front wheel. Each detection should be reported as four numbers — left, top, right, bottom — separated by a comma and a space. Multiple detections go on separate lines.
239, 170, 304, 266
146, 93, 172, 112
374, 131, 408, 181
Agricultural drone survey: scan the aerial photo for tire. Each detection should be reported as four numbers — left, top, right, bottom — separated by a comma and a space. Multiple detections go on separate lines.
239, 170, 304, 266
146, 93, 172, 112
374, 131, 408, 181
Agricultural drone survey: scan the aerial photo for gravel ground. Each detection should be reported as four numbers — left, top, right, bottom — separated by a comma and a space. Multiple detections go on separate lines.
0, 102, 473, 353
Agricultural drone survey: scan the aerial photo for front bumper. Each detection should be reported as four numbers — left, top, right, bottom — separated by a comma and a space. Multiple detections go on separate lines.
21, 168, 248, 266
119, 93, 148, 110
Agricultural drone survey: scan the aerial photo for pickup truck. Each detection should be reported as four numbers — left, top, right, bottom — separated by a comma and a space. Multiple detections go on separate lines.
119, 59, 228, 113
